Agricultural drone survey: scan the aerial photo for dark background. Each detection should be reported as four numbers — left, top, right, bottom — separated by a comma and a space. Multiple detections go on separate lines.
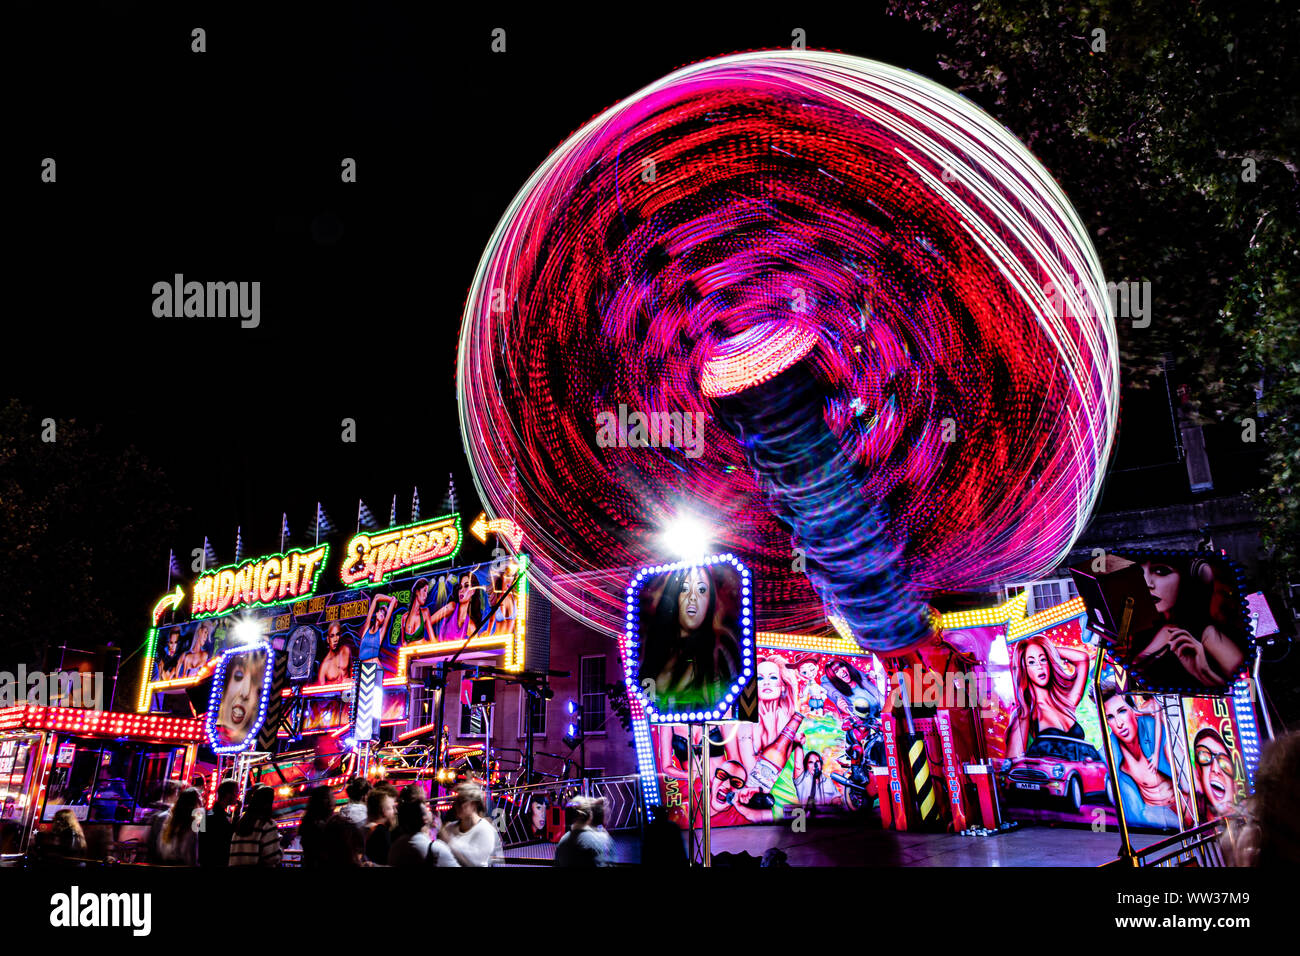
4, 4, 1245, 674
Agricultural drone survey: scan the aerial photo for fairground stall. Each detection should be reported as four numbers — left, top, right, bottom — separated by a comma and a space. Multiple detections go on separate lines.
625, 546, 1269, 867
133, 510, 554, 840
0, 705, 203, 863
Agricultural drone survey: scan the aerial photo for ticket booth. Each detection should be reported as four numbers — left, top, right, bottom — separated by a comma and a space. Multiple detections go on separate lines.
0, 704, 203, 863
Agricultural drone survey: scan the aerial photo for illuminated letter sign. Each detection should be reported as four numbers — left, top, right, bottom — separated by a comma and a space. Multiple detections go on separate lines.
340, 515, 461, 586
192, 546, 329, 617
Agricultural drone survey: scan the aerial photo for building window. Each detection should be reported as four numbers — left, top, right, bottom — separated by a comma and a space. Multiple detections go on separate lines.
518, 688, 546, 737
410, 683, 437, 729
458, 678, 486, 737
1031, 581, 1064, 614
580, 656, 606, 735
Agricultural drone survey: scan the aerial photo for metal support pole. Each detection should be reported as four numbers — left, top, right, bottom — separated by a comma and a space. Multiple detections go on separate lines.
483, 704, 493, 809
1098, 597, 1136, 865
702, 722, 712, 866
1250, 616, 1276, 741
524, 692, 536, 783
685, 722, 709, 867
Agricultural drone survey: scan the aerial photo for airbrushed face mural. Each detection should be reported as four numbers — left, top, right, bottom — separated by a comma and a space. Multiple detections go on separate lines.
652, 647, 887, 827
990, 619, 1121, 827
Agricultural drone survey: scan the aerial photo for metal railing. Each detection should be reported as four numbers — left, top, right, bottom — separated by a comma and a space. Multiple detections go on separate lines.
487, 774, 643, 849
1103, 817, 1236, 868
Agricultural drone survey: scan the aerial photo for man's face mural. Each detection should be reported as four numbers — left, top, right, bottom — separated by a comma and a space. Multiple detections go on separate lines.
1103, 695, 1138, 744
1196, 735, 1235, 815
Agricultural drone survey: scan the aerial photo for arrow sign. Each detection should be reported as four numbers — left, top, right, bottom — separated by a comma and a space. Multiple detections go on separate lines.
469, 512, 525, 552
152, 585, 185, 624
736, 677, 759, 722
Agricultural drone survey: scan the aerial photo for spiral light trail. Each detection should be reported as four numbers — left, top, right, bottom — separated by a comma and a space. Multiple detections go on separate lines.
458, 51, 1119, 645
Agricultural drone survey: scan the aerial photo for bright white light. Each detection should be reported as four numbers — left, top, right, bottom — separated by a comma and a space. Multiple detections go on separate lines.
662, 514, 710, 561
232, 620, 262, 645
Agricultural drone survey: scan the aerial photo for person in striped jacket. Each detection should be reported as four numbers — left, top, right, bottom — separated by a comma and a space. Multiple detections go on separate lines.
228, 785, 282, 867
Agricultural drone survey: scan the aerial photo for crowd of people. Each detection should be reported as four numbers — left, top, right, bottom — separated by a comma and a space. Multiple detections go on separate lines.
43, 775, 630, 867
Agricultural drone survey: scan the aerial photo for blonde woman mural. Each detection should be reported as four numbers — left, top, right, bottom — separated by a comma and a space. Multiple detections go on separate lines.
180, 621, 214, 678
1004, 635, 1090, 760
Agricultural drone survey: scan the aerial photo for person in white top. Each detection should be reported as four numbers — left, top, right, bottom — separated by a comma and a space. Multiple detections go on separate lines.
434, 783, 501, 867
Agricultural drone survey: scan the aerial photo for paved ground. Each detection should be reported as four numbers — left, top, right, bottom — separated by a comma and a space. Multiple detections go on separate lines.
504, 821, 1163, 866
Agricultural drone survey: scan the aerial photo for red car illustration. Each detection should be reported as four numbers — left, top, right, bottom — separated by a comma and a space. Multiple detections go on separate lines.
999, 730, 1114, 812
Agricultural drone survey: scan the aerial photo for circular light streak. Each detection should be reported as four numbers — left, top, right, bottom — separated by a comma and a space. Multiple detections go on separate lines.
459, 51, 1119, 642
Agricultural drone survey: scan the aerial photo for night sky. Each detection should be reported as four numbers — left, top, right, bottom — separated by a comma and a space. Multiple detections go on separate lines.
7, 6, 1195, 629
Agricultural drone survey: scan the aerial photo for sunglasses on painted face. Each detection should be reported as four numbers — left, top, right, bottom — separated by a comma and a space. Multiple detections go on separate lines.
1195, 747, 1234, 776
713, 768, 745, 789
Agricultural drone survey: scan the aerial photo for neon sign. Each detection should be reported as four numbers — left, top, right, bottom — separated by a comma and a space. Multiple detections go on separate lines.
152, 585, 185, 623
469, 511, 524, 552
192, 546, 329, 617
339, 515, 461, 586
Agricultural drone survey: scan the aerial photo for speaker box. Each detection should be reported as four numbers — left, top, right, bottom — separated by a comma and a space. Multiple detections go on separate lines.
1069, 554, 1158, 646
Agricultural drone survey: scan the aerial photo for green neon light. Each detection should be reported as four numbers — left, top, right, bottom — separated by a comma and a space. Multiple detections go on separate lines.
137, 627, 159, 712
191, 544, 331, 619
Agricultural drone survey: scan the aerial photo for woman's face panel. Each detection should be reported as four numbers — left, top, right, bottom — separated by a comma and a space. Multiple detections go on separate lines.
220, 651, 265, 741
756, 660, 781, 700
457, 575, 474, 605
1141, 562, 1181, 615
1024, 644, 1050, 688
677, 567, 711, 631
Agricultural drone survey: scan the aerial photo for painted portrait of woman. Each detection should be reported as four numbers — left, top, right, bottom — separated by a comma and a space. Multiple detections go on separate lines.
1129, 555, 1247, 689
1004, 634, 1091, 760
429, 572, 485, 642
637, 565, 741, 712
214, 648, 268, 748
315, 621, 354, 685
179, 621, 215, 678
820, 657, 883, 724
739, 655, 803, 786
487, 559, 520, 636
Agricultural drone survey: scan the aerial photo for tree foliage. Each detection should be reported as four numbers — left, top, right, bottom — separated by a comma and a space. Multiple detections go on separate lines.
0, 400, 185, 685
887, 0, 1299, 579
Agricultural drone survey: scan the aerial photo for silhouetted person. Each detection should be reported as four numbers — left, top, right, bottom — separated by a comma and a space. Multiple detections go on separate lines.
1235, 730, 1300, 866
641, 804, 687, 867
201, 780, 240, 867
